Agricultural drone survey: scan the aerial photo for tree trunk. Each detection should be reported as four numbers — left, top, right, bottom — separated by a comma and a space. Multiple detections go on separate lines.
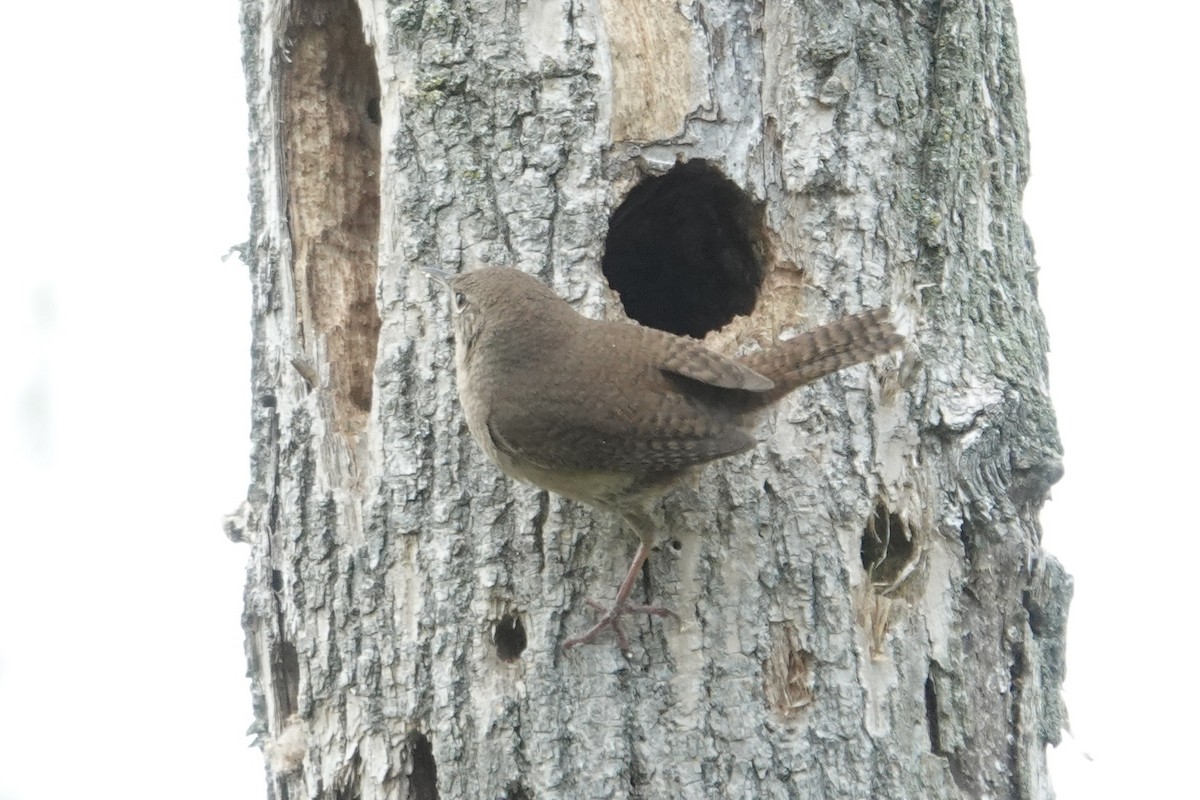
230, 0, 1071, 798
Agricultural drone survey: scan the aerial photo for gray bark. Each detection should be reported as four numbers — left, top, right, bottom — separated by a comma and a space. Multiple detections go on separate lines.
230, 0, 1071, 798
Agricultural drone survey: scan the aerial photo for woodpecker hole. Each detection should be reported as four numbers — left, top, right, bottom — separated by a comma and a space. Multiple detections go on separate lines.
282, 0, 382, 437
861, 502, 918, 593
493, 613, 528, 662
406, 734, 439, 800
602, 159, 767, 338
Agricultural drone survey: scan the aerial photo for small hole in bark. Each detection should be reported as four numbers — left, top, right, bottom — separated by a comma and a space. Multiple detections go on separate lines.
504, 782, 532, 800
669, 539, 683, 551
366, 96, 381, 125
493, 614, 527, 662
271, 640, 300, 718
407, 734, 439, 800
861, 502, 917, 592
925, 674, 944, 755
271, 570, 284, 592
602, 159, 766, 338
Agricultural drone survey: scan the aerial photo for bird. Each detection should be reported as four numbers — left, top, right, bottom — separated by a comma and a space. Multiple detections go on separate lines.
426, 266, 904, 651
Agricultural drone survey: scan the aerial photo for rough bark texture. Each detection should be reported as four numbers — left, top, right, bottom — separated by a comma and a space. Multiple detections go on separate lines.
230, 0, 1071, 798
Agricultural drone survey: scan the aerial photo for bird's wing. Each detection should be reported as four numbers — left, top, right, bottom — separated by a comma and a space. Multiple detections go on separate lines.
485, 376, 756, 477
653, 333, 774, 391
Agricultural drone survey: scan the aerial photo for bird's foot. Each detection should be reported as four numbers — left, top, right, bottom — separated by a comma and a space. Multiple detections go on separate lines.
563, 599, 677, 653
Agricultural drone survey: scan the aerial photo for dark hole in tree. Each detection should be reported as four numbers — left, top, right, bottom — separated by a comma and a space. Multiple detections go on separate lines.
925, 674, 944, 755
271, 569, 284, 592
271, 640, 300, 718
408, 734, 439, 800
1011, 643, 1027, 694
504, 782, 532, 800
861, 502, 916, 588
602, 159, 766, 339
493, 613, 527, 662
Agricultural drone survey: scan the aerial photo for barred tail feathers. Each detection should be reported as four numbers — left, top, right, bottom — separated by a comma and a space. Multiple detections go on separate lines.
740, 307, 903, 404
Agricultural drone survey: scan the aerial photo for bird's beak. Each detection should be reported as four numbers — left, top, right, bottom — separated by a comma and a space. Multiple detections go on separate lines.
422, 267, 453, 289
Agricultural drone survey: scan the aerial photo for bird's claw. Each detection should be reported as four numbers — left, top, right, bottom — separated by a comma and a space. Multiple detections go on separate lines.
563, 600, 677, 652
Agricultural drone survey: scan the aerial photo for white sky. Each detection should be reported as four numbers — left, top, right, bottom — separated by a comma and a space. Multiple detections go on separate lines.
0, 2, 1194, 799
1014, 2, 1200, 797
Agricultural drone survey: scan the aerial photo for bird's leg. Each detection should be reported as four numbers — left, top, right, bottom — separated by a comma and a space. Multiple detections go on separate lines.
563, 510, 677, 652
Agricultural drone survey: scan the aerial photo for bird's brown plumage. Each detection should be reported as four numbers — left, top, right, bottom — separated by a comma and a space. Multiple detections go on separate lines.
430, 266, 904, 649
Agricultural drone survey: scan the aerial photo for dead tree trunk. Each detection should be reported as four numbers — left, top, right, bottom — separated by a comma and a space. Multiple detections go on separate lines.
230, 0, 1070, 797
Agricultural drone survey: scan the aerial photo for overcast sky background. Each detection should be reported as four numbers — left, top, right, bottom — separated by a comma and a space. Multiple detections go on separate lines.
1, 3, 1194, 798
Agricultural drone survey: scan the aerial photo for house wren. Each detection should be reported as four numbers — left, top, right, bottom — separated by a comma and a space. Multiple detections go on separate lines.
426, 267, 903, 651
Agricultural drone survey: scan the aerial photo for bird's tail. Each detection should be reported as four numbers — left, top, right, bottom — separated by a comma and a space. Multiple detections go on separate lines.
740, 307, 904, 406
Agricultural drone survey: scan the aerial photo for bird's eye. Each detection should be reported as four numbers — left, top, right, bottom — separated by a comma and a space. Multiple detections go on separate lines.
454, 291, 467, 311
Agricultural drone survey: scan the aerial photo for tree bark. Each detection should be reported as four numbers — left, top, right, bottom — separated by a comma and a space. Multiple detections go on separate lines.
230, 0, 1071, 798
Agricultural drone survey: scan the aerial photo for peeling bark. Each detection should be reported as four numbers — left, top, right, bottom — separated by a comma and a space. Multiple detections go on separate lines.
231, 0, 1070, 797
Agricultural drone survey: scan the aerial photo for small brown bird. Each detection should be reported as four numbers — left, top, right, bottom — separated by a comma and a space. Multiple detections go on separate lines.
427, 267, 903, 651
